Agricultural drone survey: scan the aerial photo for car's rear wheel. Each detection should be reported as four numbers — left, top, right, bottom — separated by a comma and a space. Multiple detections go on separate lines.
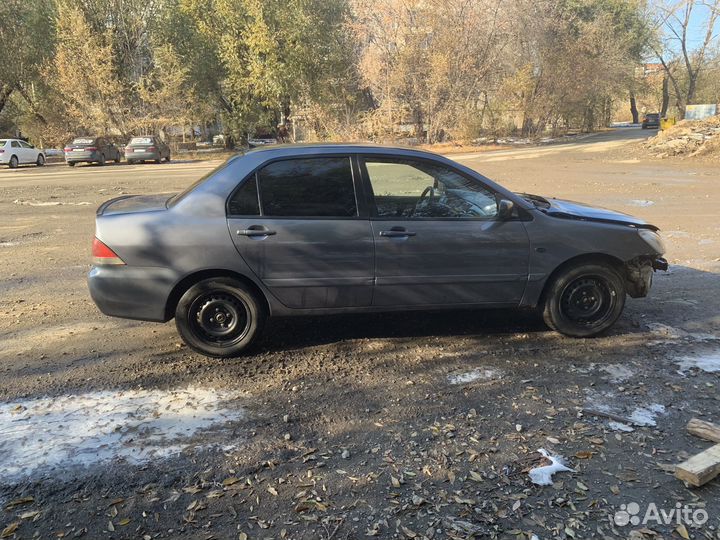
36, 154, 45, 166
542, 263, 625, 337
9, 155, 18, 168
68, 161, 76, 167
175, 278, 265, 357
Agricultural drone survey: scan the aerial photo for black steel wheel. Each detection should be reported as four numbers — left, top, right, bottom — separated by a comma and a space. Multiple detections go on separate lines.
542, 263, 625, 337
175, 278, 265, 357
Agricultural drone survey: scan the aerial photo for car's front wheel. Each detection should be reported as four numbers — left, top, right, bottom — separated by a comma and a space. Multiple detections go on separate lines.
36, 154, 45, 166
175, 278, 265, 357
542, 263, 626, 337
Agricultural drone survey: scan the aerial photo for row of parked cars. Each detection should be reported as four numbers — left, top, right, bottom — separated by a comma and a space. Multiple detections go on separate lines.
0, 135, 172, 168
64, 136, 171, 166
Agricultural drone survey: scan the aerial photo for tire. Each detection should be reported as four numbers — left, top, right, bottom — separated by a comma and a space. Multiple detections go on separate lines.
175, 278, 265, 357
68, 161, 76, 167
541, 263, 626, 337
9, 155, 18, 169
36, 154, 45, 166
127, 159, 135, 165
165, 154, 171, 162
98, 154, 106, 166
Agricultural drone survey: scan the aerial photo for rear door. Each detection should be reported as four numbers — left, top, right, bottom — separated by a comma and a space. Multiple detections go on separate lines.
227, 156, 374, 309
18, 141, 35, 163
360, 155, 531, 307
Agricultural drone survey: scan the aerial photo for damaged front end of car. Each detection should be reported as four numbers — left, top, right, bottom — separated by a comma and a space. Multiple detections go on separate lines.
624, 255, 669, 298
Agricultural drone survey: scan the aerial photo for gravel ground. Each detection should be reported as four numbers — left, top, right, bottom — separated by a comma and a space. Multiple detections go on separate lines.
1, 130, 719, 540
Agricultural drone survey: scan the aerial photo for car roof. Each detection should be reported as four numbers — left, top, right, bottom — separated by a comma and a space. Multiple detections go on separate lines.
244, 143, 446, 159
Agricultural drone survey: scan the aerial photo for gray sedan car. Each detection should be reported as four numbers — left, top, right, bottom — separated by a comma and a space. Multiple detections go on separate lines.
125, 136, 171, 164
88, 144, 667, 357
65, 137, 122, 166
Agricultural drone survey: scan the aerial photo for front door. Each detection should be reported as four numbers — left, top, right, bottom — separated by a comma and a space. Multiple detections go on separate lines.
228, 156, 374, 309
361, 156, 531, 307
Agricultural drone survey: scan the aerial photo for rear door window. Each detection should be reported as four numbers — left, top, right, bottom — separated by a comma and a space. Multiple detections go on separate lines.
255, 157, 357, 217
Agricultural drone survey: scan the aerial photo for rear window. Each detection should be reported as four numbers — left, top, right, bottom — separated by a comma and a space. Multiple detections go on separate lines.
0, 140, 6, 146
130, 137, 154, 145
72, 137, 95, 145
256, 157, 357, 217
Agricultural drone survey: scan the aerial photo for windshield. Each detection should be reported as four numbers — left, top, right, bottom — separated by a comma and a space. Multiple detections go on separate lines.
130, 137, 154, 145
72, 137, 95, 145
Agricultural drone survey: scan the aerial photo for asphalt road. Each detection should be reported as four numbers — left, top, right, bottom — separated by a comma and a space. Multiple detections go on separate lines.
1, 129, 719, 539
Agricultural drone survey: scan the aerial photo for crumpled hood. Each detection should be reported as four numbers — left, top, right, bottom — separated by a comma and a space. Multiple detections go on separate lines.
519, 193, 658, 230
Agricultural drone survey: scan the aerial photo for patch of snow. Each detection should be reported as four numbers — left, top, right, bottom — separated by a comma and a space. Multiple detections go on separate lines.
447, 367, 503, 385
628, 404, 666, 427
0, 242, 19, 247
608, 421, 635, 432
528, 448, 574, 486
626, 200, 655, 207
600, 364, 635, 382
676, 352, 720, 373
0, 386, 246, 482
13, 199, 91, 206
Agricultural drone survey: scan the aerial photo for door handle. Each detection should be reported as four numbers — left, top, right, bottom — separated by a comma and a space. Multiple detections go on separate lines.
237, 227, 276, 237
379, 228, 416, 238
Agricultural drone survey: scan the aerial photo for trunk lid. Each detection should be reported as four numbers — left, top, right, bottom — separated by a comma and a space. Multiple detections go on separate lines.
97, 194, 174, 216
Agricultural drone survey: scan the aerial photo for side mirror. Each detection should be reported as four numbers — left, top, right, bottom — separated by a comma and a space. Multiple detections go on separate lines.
497, 199, 515, 220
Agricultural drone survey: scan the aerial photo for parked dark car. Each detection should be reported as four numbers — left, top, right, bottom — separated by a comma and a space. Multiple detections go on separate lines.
88, 144, 668, 357
642, 113, 660, 129
64, 137, 122, 166
125, 136, 171, 164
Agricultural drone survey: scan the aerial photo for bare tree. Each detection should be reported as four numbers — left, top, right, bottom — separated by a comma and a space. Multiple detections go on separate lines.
652, 0, 720, 116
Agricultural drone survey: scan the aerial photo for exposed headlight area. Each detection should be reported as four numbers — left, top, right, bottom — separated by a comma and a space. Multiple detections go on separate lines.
638, 228, 666, 254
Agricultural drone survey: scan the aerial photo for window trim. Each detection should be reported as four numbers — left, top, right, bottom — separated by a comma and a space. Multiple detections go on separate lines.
358, 154, 511, 222
225, 154, 367, 220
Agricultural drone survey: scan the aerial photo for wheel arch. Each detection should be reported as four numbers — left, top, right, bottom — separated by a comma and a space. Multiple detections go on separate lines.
538, 252, 626, 306
164, 269, 270, 321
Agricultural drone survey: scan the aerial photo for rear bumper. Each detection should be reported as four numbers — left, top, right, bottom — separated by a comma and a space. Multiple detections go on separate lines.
126, 151, 160, 161
88, 265, 177, 322
65, 151, 99, 163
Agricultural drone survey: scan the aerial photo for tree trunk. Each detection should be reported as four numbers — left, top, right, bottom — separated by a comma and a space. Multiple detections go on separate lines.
0, 84, 14, 116
629, 94, 639, 124
686, 75, 697, 109
661, 77, 670, 117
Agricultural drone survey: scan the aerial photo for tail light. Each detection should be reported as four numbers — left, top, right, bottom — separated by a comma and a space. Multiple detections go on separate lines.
126, 147, 133, 152
92, 237, 125, 265
85, 147, 97, 152
64, 147, 72, 152
0, 149, 4, 154
148, 146, 156, 152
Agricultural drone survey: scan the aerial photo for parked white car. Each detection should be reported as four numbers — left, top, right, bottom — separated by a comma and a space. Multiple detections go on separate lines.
0, 138, 46, 168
